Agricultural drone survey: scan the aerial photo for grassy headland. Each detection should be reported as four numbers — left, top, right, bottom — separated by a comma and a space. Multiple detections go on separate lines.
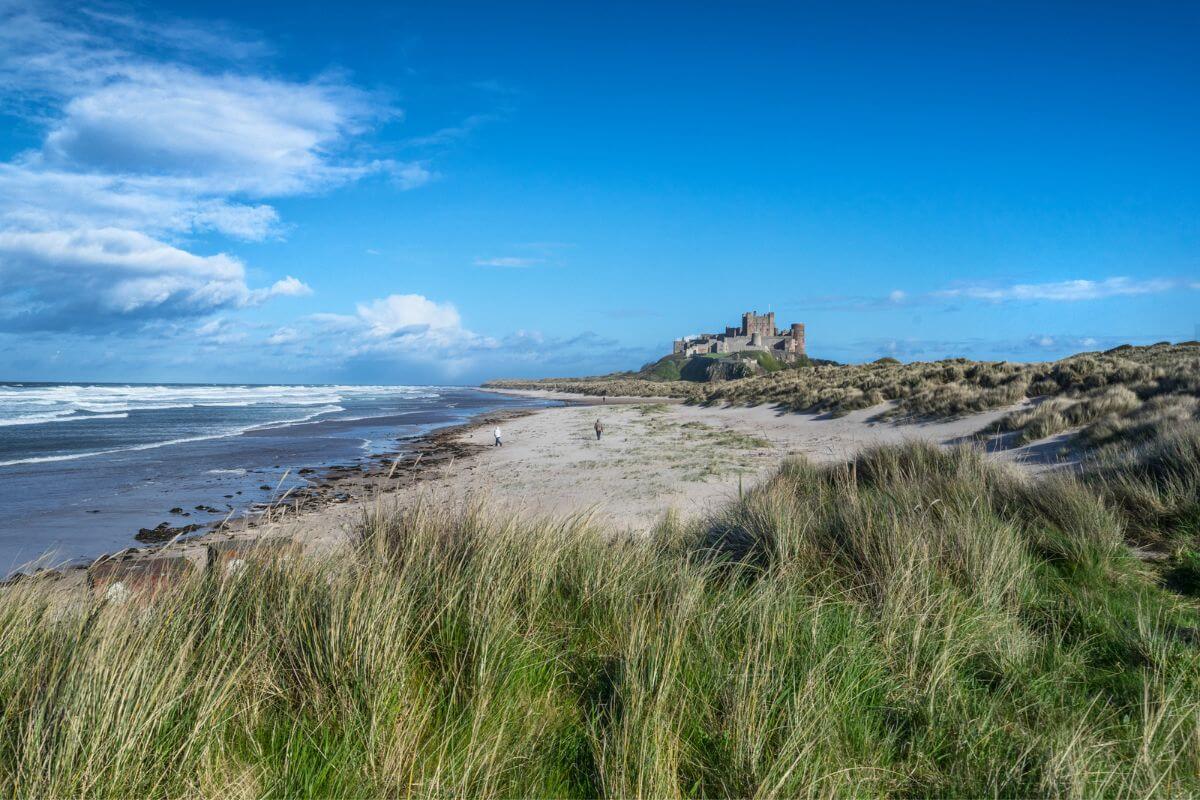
0, 415, 1198, 796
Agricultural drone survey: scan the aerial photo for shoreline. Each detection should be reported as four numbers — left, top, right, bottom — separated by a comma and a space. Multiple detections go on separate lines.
0, 385, 559, 574
3, 402, 549, 588
5, 389, 1072, 596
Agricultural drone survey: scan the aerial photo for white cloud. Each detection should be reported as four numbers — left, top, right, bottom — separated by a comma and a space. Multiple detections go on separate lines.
264, 276, 313, 298
0, 4, 116, 107
77, 8, 274, 63
937, 277, 1180, 302
405, 113, 497, 148
0, 165, 282, 241
392, 162, 434, 190
287, 294, 637, 380
308, 312, 362, 331
1023, 334, 1122, 353
356, 294, 465, 339
194, 316, 246, 344
266, 326, 301, 345
39, 67, 389, 197
848, 333, 1150, 363
0, 228, 302, 330
797, 276, 1198, 314
195, 318, 225, 337
286, 293, 499, 365
0, 4, 424, 332
187, 200, 281, 240
474, 256, 543, 268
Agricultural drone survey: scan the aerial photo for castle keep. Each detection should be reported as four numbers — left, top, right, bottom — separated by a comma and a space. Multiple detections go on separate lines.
673, 311, 806, 361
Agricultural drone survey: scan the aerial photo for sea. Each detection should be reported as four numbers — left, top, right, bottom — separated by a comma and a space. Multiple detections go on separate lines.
0, 383, 551, 574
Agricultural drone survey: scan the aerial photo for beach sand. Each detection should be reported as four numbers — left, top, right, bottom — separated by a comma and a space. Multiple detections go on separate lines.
14, 392, 1079, 600
238, 392, 1068, 553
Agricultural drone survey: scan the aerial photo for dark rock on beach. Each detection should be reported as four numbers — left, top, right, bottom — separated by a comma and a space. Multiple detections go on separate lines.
135, 522, 204, 543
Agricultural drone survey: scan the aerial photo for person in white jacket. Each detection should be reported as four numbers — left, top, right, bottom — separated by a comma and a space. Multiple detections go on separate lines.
493, 426, 503, 447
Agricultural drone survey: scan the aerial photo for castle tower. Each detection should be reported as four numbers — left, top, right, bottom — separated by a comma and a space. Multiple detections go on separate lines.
790, 323, 806, 355
741, 311, 776, 339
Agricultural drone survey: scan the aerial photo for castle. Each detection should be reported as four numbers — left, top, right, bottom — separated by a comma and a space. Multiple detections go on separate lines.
673, 311, 806, 361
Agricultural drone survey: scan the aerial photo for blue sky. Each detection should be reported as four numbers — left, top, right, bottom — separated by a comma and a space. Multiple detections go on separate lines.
0, 0, 1197, 384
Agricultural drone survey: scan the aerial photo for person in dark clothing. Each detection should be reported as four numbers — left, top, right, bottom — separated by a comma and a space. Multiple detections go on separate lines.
594, 419, 604, 441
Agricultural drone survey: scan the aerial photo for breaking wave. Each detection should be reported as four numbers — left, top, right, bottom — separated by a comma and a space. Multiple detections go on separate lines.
0, 385, 434, 468
0, 384, 432, 428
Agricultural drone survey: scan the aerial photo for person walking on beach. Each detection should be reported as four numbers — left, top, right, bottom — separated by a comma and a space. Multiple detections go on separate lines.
493, 425, 503, 447
594, 418, 604, 441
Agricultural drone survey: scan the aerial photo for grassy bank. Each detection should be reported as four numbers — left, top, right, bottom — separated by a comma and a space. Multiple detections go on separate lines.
0, 423, 1198, 796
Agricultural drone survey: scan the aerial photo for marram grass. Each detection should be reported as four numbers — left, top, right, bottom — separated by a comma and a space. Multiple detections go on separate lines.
488, 342, 1200, 427
0, 441, 1198, 798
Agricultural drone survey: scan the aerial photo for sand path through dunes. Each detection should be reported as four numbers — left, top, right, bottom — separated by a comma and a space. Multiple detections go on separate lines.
263, 396, 1064, 547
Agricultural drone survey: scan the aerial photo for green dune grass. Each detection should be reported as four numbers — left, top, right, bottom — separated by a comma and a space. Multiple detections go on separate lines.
0, 426, 1198, 797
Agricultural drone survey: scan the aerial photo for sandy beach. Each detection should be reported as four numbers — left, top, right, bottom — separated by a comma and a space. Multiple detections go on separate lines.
228, 391, 1066, 553
15, 389, 1078, 599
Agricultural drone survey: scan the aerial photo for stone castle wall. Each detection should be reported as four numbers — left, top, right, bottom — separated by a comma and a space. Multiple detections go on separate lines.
672, 311, 806, 361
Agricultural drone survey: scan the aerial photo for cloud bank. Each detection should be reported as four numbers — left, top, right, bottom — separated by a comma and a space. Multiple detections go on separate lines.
0, 228, 312, 329
933, 277, 1181, 303
794, 276, 1198, 313
0, 2, 418, 332
0, 4, 596, 381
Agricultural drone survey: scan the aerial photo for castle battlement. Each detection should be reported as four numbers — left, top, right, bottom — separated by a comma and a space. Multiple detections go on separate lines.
673, 311, 806, 361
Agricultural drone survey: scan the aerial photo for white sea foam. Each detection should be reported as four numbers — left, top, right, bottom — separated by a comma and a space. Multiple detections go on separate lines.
0, 411, 129, 426
2, 418, 296, 468
321, 408, 422, 424
0, 432, 238, 467
0, 396, 398, 468
252, 405, 345, 429
0, 384, 435, 428
0, 411, 75, 426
